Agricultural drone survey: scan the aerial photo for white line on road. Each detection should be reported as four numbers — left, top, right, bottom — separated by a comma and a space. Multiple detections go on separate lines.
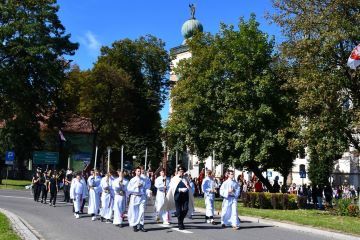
0, 195, 34, 200
158, 224, 193, 234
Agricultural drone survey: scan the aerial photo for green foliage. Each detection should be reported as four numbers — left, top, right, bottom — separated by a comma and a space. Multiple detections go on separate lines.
336, 198, 352, 216
271, 0, 360, 185
0, 0, 78, 169
76, 35, 170, 169
168, 14, 297, 191
0, 212, 21, 240
242, 192, 298, 210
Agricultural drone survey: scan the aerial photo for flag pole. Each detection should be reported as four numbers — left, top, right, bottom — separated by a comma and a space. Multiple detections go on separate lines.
145, 147, 148, 172
94, 146, 98, 170
121, 145, 124, 172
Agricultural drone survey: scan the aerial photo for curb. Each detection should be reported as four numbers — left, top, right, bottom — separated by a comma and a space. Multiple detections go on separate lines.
0, 208, 42, 240
195, 207, 359, 240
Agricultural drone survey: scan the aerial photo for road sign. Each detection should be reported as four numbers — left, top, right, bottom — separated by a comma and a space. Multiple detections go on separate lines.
267, 171, 272, 178
33, 151, 59, 165
300, 171, 306, 178
5, 151, 15, 165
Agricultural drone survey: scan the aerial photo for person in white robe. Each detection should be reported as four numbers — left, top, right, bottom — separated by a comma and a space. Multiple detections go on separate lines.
154, 168, 170, 224
100, 173, 114, 223
220, 170, 240, 229
112, 170, 128, 227
87, 170, 102, 221
70, 173, 84, 219
80, 174, 88, 213
161, 166, 195, 230
202, 170, 217, 225
127, 167, 149, 232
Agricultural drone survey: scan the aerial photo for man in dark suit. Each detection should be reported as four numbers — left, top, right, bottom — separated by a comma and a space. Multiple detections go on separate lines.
174, 166, 190, 230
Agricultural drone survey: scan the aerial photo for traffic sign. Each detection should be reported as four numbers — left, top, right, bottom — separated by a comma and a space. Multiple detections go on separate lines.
5, 151, 15, 165
300, 171, 306, 178
33, 151, 59, 165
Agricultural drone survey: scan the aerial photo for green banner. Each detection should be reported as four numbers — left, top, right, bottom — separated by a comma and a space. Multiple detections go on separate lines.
33, 151, 59, 165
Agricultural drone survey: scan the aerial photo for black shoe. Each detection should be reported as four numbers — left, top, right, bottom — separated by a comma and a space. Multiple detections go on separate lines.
100, 217, 104, 222
221, 224, 226, 228
139, 225, 147, 232
211, 221, 217, 225
133, 227, 139, 232
119, 224, 123, 228
178, 225, 184, 230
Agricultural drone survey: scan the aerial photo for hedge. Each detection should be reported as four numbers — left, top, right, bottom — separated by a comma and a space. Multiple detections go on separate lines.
241, 192, 301, 210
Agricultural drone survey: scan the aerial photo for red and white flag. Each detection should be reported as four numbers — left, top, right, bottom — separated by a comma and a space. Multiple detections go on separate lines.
59, 130, 66, 141
347, 44, 360, 69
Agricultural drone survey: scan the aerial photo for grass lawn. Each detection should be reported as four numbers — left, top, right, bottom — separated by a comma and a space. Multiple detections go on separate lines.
0, 212, 21, 240
194, 197, 360, 236
0, 179, 32, 190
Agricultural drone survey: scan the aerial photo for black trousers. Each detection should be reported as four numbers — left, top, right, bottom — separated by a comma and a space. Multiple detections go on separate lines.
50, 191, 57, 205
63, 185, 70, 202
34, 185, 41, 201
175, 197, 189, 226
41, 186, 48, 202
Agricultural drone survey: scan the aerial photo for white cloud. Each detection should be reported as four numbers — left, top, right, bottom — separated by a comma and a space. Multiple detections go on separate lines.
79, 31, 101, 55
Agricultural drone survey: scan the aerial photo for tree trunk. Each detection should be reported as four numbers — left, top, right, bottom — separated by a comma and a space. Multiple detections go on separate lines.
248, 162, 274, 192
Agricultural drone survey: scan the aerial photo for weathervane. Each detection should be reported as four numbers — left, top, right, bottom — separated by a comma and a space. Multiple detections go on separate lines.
189, 3, 196, 19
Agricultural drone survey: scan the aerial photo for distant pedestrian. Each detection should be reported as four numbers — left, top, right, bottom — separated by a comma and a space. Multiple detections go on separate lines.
48, 172, 58, 207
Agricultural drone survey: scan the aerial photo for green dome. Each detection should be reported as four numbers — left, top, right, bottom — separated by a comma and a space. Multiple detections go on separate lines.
181, 19, 203, 39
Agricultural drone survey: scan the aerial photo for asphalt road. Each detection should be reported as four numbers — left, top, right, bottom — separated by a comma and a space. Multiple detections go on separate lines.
0, 189, 332, 240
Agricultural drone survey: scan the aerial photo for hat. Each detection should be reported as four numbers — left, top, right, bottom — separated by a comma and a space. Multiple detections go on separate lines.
177, 166, 186, 172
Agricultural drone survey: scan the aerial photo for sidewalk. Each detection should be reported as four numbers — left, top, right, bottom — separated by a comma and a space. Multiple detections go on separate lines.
195, 207, 359, 240
0, 208, 42, 240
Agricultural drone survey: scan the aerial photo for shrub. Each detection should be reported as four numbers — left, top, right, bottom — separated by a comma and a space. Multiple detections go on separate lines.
271, 193, 278, 209
347, 204, 359, 217
297, 195, 307, 209
241, 192, 297, 210
336, 199, 352, 216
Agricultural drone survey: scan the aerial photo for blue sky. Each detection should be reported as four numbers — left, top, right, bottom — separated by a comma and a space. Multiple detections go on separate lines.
57, 0, 282, 121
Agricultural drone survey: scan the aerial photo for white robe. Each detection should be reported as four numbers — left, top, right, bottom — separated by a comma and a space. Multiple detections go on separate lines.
160, 175, 195, 217
220, 178, 240, 227
87, 175, 102, 215
202, 176, 216, 217
112, 177, 128, 225
71, 179, 84, 213
69, 178, 76, 200
100, 176, 113, 220
154, 176, 170, 222
127, 176, 149, 227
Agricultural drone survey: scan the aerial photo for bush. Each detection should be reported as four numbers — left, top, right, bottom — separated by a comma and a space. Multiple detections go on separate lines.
336, 199, 352, 216
297, 195, 307, 209
242, 192, 297, 210
347, 204, 359, 217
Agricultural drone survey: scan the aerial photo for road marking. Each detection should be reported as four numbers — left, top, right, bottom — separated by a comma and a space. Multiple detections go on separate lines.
0, 195, 33, 200
158, 224, 193, 234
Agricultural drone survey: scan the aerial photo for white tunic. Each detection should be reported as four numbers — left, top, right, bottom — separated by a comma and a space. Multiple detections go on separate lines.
202, 176, 216, 217
127, 176, 149, 227
87, 175, 102, 215
112, 177, 128, 225
220, 178, 240, 227
71, 179, 84, 212
154, 176, 170, 222
100, 176, 113, 220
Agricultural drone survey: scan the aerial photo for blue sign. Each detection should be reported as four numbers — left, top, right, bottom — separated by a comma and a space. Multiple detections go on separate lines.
73, 153, 92, 165
267, 171, 272, 178
33, 151, 59, 165
5, 151, 15, 165
300, 171, 306, 178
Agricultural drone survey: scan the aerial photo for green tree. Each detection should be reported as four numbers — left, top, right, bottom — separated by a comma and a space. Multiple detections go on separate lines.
79, 35, 169, 170
271, 0, 358, 185
0, 0, 78, 174
168, 15, 297, 191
